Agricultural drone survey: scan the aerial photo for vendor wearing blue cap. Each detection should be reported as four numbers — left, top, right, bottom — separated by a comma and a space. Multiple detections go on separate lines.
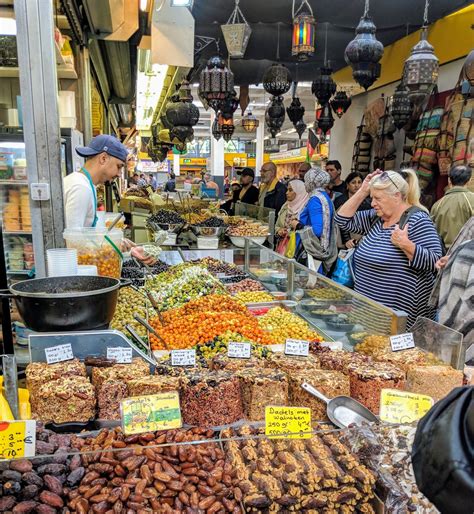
63, 134, 155, 264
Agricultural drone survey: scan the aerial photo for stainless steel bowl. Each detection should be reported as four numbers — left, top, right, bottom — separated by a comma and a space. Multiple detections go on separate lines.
146, 221, 185, 233
190, 225, 227, 238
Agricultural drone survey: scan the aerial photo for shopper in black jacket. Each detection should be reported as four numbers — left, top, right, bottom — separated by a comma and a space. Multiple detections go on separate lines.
221, 168, 259, 214
258, 162, 287, 216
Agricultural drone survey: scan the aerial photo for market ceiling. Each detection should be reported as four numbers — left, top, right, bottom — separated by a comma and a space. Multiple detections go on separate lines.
190, 0, 471, 85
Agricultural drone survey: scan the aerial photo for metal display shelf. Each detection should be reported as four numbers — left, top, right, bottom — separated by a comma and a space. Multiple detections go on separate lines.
0, 64, 78, 79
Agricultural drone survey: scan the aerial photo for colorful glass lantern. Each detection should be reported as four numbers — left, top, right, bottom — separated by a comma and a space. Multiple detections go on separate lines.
263, 63, 292, 97
312, 66, 336, 105
292, 10, 316, 62
344, 1, 384, 90
221, 0, 252, 59
402, 28, 439, 105
199, 56, 235, 114
330, 91, 352, 118
241, 112, 259, 132
390, 83, 412, 130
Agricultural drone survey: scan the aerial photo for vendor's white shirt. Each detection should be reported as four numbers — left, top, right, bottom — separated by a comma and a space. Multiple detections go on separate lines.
63, 172, 95, 228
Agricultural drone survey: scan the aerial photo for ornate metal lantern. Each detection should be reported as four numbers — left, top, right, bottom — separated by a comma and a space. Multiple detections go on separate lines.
295, 119, 307, 138
402, 29, 439, 105
265, 96, 285, 138
292, 0, 316, 62
165, 80, 200, 144
312, 66, 336, 105
263, 63, 292, 97
220, 90, 239, 120
286, 96, 305, 125
390, 83, 412, 130
212, 117, 222, 141
314, 103, 334, 136
330, 91, 352, 118
220, 117, 235, 142
199, 56, 234, 114
344, 0, 384, 90
221, 0, 252, 59
241, 112, 259, 132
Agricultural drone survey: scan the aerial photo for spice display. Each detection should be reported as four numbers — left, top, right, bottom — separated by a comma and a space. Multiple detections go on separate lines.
223, 424, 376, 512
348, 361, 406, 414
97, 380, 129, 420
69, 427, 241, 513
258, 307, 324, 344
149, 310, 273, 350
25, 359, 86, 401
289, 369, 351, 421
226, 278, 265, 294
110, 286, 152, 339
0, 427, 78, 513
237, 368, 288, 421
127, 375, 181, 396
234, 291, 274, 304
180, 371, 244, 426
406, 365, 463, 400
33, 376, 96, 423
91, 358, 150, 390
342, 424, 437, 513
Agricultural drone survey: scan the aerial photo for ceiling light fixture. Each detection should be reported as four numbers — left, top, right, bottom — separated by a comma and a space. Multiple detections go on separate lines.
241, 112, 259, 132
170, 0, 193, 7
0, 17, 16, 36
221, 0, 252, 59
292, 0, 316, 62
140, 0, 148, 11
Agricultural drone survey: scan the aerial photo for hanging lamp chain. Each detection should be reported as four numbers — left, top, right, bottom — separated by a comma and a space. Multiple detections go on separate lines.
227, 0, 250, 26
422, 0, 430, 27
363, 0, 370, 17
292, 0, 314, 18
276, 22, 280, 61
324, 23, 328, 67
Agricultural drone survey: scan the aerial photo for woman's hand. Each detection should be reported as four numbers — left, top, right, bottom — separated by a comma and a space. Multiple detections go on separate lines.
435, 255, 449, 271
391, 223, 416, 260
359, 169, 382, 196
345, 239, 356, 249
131, 246, 157, 266
121, 238, 136, 252
290, 219, 300, 230
277, 228, 288, 237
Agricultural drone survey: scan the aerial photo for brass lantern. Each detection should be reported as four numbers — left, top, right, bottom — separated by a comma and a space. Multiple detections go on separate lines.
221, 0, 252, 59
292, 1, 316, 62
241, 112, 259, 132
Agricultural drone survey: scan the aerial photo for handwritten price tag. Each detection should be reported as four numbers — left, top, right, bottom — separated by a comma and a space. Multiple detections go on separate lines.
380, 389, 433, 424
107, 347, 133, 364
171, 350, 196, 367
121, 392, 182, 435
0, 420, 36, 460
265, 406, 312, 439
285, 339, 309, 357
390, 333, 415, 352
228, 342, 251, 359
45, 344, 74, 364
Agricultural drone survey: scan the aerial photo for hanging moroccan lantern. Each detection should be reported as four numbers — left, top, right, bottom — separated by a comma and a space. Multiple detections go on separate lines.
292, 0, 316, 62
330, 91, 352, 118
165, 80, 200, 144
390, 83, 412, 130
221, 0, 252, 59
212, 117, 222, 141
265, 96, 285, 138
344, 0, 384, 90
263, 63, 292, 97
402, 28, 439, 105
286, 96, 305, 125
241, 112, 259, 132
199, 56, 235, 114
461, 50, 474, 99
173, 143, 187, 155
220, 118, 235, 142
314, 103, 334, 136
220, 90, 239, 120
294, 119, 307, 138
311, 66, 336, 105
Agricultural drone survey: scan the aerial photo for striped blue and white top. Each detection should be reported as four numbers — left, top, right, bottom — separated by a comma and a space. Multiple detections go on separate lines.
335, 209, 442, 328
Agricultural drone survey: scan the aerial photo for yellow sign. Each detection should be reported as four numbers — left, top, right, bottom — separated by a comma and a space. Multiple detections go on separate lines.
265, 406, 312, 439
121, 392, 182, 435
0, 420, 36, 460
379, 389, 434, 424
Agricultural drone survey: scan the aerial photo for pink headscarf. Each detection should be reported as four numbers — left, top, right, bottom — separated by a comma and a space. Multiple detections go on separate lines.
287, 179, 309, 216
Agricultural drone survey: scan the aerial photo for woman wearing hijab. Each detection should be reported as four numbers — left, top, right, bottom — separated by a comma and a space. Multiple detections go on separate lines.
290, 167, 338, 275
275, 179, 308, 255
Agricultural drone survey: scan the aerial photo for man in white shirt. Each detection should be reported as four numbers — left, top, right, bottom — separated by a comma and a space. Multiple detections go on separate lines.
63, 134, 154, 263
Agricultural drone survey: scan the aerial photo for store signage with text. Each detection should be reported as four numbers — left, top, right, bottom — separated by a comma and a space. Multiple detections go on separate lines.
285, 339, 309, 356
379, 389, 433, 424
0, 420, 36, 459
45, 344, 74, 364
265, 406, 312, 439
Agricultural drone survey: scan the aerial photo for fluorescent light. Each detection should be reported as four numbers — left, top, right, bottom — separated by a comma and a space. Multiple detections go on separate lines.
140, 0, 148, 11
170, 0, 193, 6
0, 17, 16, 35
287, 128, 297, 134
136, 63, 169, 130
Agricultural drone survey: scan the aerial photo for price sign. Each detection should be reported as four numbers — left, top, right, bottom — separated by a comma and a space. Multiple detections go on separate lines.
380, 389, 433, 424
265, 406, 312, 439
390, 333, 415, 352
228, 342, 251, 359
107, 347, 133, 364
171, 350, 196, 367
285, 339, 309, 357
0, 421, 36, 460
121, 391, 182, 435
45, 344, 74, 364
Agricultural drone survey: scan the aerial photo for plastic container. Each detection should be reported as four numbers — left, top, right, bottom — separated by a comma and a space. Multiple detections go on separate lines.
197, 236, 219, 249
47, 248, 78, 277
63, 227, 123, 278
77, 264, 98, 276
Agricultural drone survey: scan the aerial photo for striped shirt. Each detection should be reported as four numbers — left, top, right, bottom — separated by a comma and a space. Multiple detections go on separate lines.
335, 209, 442, 328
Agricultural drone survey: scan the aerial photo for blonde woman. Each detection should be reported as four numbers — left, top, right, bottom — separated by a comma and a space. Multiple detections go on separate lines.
336, 169, 442, 328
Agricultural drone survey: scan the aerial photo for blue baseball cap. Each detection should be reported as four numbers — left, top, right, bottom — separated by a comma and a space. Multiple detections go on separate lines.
75, 134, 129, 163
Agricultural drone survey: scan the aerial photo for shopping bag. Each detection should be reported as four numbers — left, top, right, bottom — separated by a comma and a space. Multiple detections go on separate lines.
285, 232, 297, 259
276, 234, 289, 255
331, 248, 355, 288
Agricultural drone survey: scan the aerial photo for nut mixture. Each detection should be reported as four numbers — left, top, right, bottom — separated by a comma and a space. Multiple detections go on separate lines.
226, 278, 265, 294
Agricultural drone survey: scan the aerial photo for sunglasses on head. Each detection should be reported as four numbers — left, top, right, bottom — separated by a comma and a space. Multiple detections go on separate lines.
378, 170, 408, 190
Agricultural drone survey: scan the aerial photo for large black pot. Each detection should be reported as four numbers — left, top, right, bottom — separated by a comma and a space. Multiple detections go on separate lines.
0, 276, 129, 332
